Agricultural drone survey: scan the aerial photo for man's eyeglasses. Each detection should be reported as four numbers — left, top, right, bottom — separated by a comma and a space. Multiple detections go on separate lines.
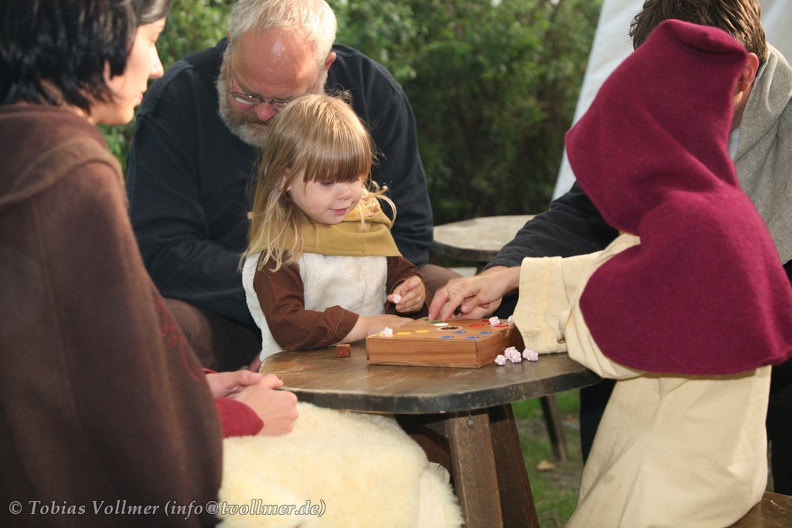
228, 64, 290, 111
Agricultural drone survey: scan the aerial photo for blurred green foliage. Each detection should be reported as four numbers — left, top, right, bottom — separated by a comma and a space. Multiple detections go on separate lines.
100, 0, 234, 164
103, 0, 601, 223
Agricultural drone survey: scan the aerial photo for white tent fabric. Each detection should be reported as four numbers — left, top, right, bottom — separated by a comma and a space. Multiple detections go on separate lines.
552, 0, 792, 199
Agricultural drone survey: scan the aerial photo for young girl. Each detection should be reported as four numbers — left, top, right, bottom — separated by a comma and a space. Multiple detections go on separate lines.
243, 93, 426, 359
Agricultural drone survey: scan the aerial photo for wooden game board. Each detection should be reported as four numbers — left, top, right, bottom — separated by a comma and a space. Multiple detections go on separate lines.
365, 318, 524, 368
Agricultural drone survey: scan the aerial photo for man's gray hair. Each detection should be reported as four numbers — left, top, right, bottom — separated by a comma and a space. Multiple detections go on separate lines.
229, 0, 337, 65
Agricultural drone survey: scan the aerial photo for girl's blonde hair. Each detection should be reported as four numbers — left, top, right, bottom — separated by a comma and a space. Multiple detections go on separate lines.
245, 92, 394, 271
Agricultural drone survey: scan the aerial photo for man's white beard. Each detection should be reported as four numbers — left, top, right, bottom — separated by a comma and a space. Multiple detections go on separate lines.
216, 64, 271, 148
215, 55, 329, 149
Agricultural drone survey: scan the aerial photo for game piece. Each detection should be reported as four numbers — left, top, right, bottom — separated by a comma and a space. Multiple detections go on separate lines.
504, 347, 522, 363
493, 346, 540, 367
336, 343, 352, 358
365, 318, 524, 368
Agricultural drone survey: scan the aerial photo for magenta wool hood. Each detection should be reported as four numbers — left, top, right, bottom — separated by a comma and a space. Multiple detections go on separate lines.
566, 19, 792, 375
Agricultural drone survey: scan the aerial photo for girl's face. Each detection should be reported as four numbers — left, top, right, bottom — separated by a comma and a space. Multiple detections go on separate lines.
287, 175, 364, 225
92, 18, 166, 125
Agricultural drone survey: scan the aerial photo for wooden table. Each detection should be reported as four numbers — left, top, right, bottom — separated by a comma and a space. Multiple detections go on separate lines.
433, 215, 535, 270
730, 491, 792, 527
260, 344, 599, 528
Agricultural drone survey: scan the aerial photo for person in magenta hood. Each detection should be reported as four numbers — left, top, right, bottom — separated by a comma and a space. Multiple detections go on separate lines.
512, 19, 792, 526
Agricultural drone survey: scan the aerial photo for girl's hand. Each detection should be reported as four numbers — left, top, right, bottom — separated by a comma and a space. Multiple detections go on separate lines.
389, 275, 426, 314
364, 314, 415, 337
343, 314, 414, 342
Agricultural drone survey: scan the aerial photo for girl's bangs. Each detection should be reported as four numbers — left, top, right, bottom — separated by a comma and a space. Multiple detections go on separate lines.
301, 136, 371, 183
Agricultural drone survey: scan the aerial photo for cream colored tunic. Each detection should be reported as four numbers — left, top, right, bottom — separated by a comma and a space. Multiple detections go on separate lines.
513, 234, 769, 527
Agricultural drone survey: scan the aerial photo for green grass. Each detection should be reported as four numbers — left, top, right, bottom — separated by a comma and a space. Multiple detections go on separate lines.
514, 390, 583, 528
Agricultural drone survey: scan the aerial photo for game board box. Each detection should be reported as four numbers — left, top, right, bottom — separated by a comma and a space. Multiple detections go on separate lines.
365, 318, 524, 368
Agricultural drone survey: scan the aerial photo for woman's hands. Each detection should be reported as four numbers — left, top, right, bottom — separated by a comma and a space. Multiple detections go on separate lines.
206, 371, 299, 436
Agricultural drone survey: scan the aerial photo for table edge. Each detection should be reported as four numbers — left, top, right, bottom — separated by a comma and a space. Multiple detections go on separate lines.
282, 369, 600, 414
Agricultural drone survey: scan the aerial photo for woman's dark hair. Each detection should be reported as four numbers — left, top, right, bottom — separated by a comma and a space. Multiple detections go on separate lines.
0, 0, 172, 114
137, 0, 173, 25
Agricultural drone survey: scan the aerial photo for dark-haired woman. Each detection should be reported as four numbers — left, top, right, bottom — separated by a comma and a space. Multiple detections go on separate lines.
0, 2, 297, 526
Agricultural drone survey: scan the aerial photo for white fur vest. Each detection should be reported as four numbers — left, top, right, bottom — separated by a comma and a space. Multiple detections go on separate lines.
243, 252, 388, 359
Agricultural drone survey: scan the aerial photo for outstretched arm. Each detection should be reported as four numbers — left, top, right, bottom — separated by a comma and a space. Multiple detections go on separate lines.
253, 260, 414, 349
428, 183, 617, 321
429, 266, 520, 321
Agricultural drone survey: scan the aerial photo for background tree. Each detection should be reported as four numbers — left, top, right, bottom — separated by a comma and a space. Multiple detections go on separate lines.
103, 0, 601, 223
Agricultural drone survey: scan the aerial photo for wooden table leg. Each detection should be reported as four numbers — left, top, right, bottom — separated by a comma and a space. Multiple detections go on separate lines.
540, 395, 570, 462
490, 404, 541, 528
445, 410, 504, 527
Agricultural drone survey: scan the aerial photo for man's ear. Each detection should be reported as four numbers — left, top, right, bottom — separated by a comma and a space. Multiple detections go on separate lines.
736, 52, 760, 94
323, 52, 337, 74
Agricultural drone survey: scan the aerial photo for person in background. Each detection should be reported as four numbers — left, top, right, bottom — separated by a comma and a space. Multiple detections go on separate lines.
430, 0, 792, 494
0, 1, 297, 525
125, 0, 457, 371
242, 92, 425, 360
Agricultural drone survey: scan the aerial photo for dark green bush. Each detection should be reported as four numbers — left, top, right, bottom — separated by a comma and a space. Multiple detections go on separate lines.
103, 0, 601, 222
100, 0, 233, 163
333, 0, 601, 222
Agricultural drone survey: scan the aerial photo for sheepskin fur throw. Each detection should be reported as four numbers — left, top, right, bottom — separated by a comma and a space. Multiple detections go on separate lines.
218, 402, 463, 528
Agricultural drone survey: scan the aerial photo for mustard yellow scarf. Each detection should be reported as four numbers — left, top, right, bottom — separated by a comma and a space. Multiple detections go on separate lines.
299, 206, 401, 257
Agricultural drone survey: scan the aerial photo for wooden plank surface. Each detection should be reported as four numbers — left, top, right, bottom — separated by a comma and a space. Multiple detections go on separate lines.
432, 215, 535, 263
259, 343, 599, 414
730, 492, 792, 527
